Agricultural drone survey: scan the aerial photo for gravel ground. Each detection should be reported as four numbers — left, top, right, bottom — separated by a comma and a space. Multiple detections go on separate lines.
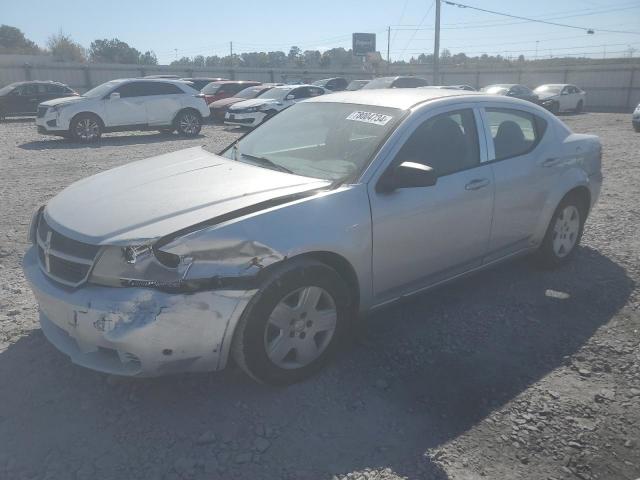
0, 115, 638, 480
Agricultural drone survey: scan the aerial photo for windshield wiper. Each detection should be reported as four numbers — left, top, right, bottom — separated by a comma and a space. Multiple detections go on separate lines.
239, 153, 294, 174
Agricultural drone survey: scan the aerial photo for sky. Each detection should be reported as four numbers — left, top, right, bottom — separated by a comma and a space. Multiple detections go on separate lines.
3, 0, 640, 65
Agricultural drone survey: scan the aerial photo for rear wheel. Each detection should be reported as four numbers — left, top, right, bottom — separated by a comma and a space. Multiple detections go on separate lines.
575, 100, 584, 113
232, 259, 351, 385
536, 195, 586, 268
634, 124, 640, 133
175, 110, 201, 137
70, 113, 102, 142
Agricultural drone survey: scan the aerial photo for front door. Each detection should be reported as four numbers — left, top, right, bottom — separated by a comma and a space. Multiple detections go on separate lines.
104, 81, 148, 126
369, 107, 494, 304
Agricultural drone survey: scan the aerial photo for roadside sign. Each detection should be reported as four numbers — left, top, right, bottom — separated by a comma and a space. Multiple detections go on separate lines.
352, 33, 376, 57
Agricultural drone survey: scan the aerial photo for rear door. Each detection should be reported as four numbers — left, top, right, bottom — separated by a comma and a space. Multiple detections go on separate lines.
144, 82, 185, 126
104, 81, 148, 126
18, 83, 39, 114
480, 106, 556, 261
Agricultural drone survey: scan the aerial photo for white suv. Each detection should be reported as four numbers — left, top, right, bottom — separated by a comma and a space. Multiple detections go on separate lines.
225, 84, 328, 128
36, 79, 210, 141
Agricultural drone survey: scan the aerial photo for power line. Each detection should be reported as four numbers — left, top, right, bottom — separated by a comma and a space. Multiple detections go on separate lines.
397, 1, 436, 61
442, 1, 640, 35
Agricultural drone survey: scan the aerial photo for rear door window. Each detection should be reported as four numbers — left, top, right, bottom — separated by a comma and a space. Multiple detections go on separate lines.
485, 108, 546, 160
144, 82, 183, 95
114, 82, 149, 98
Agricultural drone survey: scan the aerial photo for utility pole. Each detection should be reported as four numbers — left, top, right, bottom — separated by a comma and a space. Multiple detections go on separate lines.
230, 41, 233, 66
387, 26, 391, 72
433, 0, 441, 85
535, 40, 539, 59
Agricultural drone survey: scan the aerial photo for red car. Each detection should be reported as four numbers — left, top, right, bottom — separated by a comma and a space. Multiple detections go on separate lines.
208, 84, 282, 121
201, 80, 261, 105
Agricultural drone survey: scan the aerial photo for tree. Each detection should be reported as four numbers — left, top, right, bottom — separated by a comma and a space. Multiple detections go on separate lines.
303, 50, 321, 67
47, 31, 86, 62
205, 55, 221, 67
0, 25, 42, 54
138, 50, 158, 65
89, 38, 141, 64
288, 46, 302, 63
192, 55, 205, 67
170, 56, 193, 66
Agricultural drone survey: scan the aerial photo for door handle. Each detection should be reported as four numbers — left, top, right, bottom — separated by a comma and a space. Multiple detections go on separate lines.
542, 157, 560, 167
465, 178, 490, 191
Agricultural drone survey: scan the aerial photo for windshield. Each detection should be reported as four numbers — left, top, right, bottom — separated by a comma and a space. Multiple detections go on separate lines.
534, 85, 562, 94
256, 88, 290, 100
0, 83, 18, 95
217, 102, 403, 181
202, 83, 222, 94
347, 80, 368, 91
362, 77, 395, 89
83, 81, 119, 98
236, 86, 268, 99
482, 85, 509, 94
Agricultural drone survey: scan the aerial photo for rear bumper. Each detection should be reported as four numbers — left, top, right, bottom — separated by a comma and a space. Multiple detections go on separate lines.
23, 247, 254, 377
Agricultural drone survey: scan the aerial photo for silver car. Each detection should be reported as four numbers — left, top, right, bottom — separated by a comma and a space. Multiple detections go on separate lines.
23, 89, 603, 384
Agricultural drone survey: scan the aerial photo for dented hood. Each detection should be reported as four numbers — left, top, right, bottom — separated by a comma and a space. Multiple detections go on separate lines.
45, 146, 329, 244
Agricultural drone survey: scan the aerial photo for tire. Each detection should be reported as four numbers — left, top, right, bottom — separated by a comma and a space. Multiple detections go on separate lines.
536, 194, 586, 268
232, 259, 351, 385
575, 100, 584, 113
633, 124, 640, 133
175, 109, 202, 137
69, 113, 102, 142
550, 101, 560, 115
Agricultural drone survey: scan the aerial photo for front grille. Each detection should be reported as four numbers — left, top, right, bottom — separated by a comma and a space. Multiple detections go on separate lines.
36, 216, 100, 287
37, 106, 48, 118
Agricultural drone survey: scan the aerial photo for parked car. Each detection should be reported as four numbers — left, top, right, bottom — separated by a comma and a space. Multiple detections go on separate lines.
312, 77, 348, 91
143, 75, 181, 79
180, 77, 228, 91
428, 84, 476, 91
534, 84, 586, 114
346, 79, 371, 91
209, 84, 280, 122
225, 84, 327, 128
35, 78, 209, 141
23, 88, 602, 384
201, 80, 262, 105
0, 81, 77, 120
481, 84, 539, 104
633, 103, 640, 132
362, 76, 429, 89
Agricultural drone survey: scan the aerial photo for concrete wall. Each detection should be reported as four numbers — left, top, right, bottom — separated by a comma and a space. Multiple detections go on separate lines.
1, 57, 638, 112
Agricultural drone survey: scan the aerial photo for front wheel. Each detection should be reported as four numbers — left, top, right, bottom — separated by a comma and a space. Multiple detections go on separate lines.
232, 259, 351, 385
549, 101, 560, 115
536, 195, 586, 268
70, 114, 102, 142
575, 100, 584, 113
175, 110, 201, 137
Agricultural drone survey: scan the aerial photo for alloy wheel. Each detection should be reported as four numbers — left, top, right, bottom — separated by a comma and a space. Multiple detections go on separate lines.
75, 118, 100, 141
178, 112, 199, 135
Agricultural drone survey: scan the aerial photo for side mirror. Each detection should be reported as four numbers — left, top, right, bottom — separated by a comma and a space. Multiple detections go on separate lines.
377, 162, 437, 192
109, 92, 121, 100
285, 94, 295, 100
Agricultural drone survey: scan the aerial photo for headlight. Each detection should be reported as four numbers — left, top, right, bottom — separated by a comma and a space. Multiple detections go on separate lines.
243, 105, 263, 113
27, 206, 44, 244
89, 244, 189, 288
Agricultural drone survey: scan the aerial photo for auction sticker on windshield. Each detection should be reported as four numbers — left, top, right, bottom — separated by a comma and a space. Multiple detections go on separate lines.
346, 111, 393, 125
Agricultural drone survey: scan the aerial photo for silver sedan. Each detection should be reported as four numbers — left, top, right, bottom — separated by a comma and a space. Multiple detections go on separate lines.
23, 89, 603, 384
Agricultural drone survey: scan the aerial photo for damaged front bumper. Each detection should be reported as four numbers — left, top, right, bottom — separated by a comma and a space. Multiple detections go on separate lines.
23, 247, 255, 377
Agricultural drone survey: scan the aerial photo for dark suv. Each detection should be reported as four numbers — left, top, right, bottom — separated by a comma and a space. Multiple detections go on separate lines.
0, 81, 77, 119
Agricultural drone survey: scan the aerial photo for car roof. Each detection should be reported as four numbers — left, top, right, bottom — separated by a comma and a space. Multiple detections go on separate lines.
306, 88, 483, 109
536, 83, 571, 87
209, 80, 261, 85
8, 80, 67, 86
485, 83, 517, 88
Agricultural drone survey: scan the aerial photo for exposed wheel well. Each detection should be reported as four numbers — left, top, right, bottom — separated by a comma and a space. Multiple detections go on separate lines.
291, 251, 360, 315
70, 112, 104, 129
562, 186, 591, 216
